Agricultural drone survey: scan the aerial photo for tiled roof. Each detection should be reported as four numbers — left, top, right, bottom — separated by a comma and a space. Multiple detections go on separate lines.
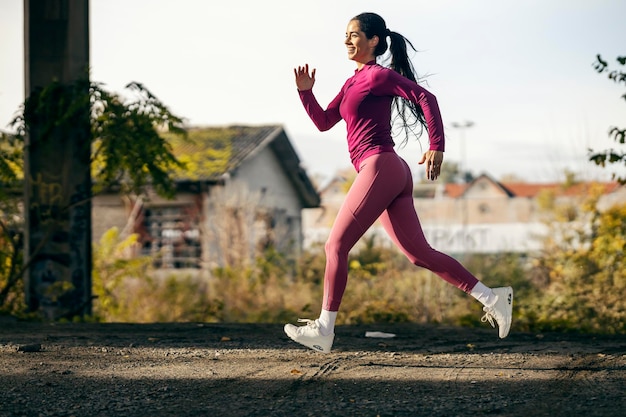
444, 174, 622, 199
444, 183, 466, 198
501, 182, 621, 197
165, 125, 281, 181
162, 124, 320, 208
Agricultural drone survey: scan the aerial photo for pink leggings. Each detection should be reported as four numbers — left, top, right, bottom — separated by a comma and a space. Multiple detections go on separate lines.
323, 152, 479, 311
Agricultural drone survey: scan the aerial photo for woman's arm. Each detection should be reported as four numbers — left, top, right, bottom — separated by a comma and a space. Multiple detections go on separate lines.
371, 68, 445, 152
298, 89, 343, 132
295, 64, 343, 131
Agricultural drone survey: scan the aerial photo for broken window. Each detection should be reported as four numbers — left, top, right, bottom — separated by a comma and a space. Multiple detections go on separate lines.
138, 205, 201, 269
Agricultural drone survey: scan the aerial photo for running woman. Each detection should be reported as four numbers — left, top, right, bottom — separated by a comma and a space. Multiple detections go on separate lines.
284, 12, 513, 353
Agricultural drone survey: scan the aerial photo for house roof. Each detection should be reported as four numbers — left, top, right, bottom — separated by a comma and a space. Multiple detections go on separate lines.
165, 125, 321, 208
500, 181, 622, 197
444, 173, 622, 199
444, 183, 466, 198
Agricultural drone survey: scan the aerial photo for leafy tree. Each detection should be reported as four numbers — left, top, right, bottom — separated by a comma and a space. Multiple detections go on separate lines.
589, 54, 626, 184
0, 132, 22, 187
0, 80, 186, 316
416, 160, 467, 184
440, 160, 462, 184
0, 132, 25, 314
11, 80, 187, 198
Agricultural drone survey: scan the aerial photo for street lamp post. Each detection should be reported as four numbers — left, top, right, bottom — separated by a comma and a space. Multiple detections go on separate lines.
451, 121, 474, 257
451, 121, 474, 182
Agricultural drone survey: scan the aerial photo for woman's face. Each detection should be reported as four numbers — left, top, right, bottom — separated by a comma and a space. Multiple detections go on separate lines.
344, 20, 377, 64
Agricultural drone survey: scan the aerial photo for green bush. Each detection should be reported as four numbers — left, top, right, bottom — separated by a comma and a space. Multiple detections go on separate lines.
521, 185, 626, 334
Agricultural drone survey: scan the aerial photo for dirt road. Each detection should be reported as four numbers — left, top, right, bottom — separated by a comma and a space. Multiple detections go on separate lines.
1, 319, 625, 417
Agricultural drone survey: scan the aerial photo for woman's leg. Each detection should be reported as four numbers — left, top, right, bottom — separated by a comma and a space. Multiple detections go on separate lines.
322, 152, 406, 311
377, 157, 513, 339
285, 153, 512, 352
377, 158, 479, 292
285, 153, 407, 352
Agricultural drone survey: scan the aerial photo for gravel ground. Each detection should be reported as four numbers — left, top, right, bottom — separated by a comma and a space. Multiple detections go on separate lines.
1, 318, 625, 417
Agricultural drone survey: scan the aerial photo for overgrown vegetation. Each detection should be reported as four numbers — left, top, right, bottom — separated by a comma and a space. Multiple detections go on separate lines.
520, 184, 626, 333
5, 135, 625, 332
86, 178, 625, 334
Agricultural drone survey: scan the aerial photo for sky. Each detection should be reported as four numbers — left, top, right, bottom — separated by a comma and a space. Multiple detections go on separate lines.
1, 0, 625, 183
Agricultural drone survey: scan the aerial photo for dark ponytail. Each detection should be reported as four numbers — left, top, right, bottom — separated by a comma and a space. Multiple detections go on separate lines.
352, 12, 427, 147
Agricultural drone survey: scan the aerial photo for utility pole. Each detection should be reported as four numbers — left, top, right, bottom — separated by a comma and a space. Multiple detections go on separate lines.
24, 0, 92, 319
451, 121, 474, 257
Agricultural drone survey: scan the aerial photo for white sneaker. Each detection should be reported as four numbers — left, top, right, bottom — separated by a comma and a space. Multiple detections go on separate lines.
284, 319, 334, 353
481, 286, 513, 338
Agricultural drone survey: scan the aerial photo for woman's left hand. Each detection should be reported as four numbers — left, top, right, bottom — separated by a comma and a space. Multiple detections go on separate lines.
419, 150, 444, 181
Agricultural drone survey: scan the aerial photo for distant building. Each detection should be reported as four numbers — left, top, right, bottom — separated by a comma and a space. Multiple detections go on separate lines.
303, 173, 625, 254
92, 125, 320, 272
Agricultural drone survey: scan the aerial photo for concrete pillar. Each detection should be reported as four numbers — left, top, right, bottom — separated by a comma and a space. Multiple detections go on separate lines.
23, 0, 92, 319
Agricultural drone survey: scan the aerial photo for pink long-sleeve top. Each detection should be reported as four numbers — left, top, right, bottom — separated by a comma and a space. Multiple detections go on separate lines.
298, 60, 445, 171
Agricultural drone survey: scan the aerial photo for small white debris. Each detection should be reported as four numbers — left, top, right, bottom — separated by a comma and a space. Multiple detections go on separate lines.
365, 331, 396, 339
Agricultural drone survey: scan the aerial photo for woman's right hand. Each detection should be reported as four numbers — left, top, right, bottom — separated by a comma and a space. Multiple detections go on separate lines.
294, 64, 316, 91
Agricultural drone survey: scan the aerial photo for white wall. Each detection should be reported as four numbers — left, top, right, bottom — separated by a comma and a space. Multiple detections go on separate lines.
234, 146, 303, 217
304, 222, 548, 254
